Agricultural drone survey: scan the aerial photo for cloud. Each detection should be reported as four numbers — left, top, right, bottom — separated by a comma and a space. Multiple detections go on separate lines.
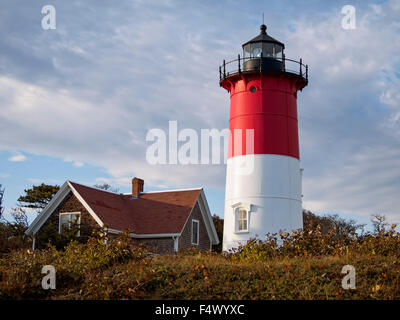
0, 0, 399, 221
279, 0, 400, 221
8, 154, 27, 162
71, 161, 84, 168
303, 146, 400, 223
0, 173, 10, 178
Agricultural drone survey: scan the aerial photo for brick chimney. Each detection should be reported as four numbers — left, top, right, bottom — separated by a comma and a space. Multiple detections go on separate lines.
132, 177, 144, 197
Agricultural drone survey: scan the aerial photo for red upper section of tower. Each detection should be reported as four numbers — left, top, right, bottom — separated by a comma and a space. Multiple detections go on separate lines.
219, 24, 308, 160
221, 72, 306, 160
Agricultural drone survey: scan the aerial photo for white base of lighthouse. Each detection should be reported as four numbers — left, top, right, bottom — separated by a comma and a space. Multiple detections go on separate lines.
222, 154, 303, 252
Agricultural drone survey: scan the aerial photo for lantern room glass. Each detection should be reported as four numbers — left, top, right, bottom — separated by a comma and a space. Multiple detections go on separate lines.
274, 44, 283, 59
250, 43, 262, 58
243, 44, 251, 59
244, 42, 284, 59
262, 43, 274, 58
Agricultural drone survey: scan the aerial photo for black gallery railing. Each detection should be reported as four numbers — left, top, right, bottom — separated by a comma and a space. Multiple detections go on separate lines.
219, 56, 308, 82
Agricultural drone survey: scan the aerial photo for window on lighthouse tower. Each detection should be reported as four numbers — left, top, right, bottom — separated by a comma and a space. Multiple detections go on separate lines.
236, 208, 249, 232
232, 202, 251, 233
238, 209, 248, 231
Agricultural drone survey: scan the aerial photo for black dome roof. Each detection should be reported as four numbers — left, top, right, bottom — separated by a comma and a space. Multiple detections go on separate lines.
242, 24, 285, 48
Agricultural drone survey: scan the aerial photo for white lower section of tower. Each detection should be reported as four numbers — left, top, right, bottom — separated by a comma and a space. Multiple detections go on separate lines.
222, 154, 303, 252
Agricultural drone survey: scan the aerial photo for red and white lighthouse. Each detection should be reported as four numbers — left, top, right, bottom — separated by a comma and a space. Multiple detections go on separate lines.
220, 24, 308, 251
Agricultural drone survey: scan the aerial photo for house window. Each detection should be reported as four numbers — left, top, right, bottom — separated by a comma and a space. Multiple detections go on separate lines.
59, 212, 81, 236
191, 219, 199, 245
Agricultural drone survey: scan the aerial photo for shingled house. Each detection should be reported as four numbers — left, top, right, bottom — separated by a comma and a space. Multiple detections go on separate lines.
25, 178, 219, 253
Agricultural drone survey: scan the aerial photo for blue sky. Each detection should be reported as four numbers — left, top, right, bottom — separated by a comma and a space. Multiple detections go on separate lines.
0, 0, 399, 229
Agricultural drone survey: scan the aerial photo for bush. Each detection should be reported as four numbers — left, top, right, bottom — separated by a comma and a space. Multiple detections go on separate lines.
230, 225, 400, 261
1, 225, 400, 300
0, 231, 148, 299
35, 223, 81, 251
0, 222, 31, 255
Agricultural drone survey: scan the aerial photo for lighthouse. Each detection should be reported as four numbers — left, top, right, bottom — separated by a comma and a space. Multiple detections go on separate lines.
220, 24, 308, 251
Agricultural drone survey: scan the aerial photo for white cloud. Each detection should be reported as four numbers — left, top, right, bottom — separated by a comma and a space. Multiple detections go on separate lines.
0, 172, 10, 178
8, 154, 27, 162
303, 146, 400, 223
283, 0, 400, 220
0, 74, 226, 189
72, 161, 84, 168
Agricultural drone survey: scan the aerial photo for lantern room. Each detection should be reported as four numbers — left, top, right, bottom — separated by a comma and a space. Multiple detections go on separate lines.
219, 24, 308, 89
242, 24, 284, 59
242, 24, 285, 73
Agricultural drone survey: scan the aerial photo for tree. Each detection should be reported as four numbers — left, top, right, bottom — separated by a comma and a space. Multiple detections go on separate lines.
10, 207, 29, 228
371, 214, 389, 234
94, 183, 119, 193
303, 209, 364, 239
0, 207, 31, 254
212, 214, 224, 252
0, 184, 4, 219
17, 183, 60, 212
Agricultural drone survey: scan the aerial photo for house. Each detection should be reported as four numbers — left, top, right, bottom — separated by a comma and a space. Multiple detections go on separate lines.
25, 178, 219, 253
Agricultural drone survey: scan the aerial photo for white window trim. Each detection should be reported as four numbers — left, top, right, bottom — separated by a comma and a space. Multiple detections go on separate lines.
231, 202, 252, 234
191, 219, 199, 245
59, 212, 81, 236
173, 236, 179, 252
235, 208, 249, 233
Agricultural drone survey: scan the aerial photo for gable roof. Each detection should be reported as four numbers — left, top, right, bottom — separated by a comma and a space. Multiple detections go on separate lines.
69, 181, 201, 235
25, 181, 219, 244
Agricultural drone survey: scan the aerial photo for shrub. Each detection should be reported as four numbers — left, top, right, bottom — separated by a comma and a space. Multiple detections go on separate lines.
0, 231, 148, 299
35, 222, 81, 251
231, 225, 400, 262
1, 225, 400, 300
0, 221, 31, 255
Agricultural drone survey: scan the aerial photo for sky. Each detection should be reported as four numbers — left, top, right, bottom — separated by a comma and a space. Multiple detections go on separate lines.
0, 0, 399, 229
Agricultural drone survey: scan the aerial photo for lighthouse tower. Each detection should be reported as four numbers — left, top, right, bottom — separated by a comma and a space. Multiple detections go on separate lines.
220, 24, 308, 251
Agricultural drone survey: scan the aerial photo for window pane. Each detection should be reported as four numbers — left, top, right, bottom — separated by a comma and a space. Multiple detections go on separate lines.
275, 45, 283, 59
251, 43, 262, 58
60, 213, 80, 235
60, 214, 70, 234
239, 220, 247, 231
262, 43, 274, 58
60, 214, 70, 224
243, 44, 251, 59
192, 221, 198, 244
70, 214, 79, 225
237, 209, 248, 231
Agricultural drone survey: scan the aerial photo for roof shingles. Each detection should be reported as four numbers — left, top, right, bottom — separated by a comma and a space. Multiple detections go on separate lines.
69, 182, 201, 235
